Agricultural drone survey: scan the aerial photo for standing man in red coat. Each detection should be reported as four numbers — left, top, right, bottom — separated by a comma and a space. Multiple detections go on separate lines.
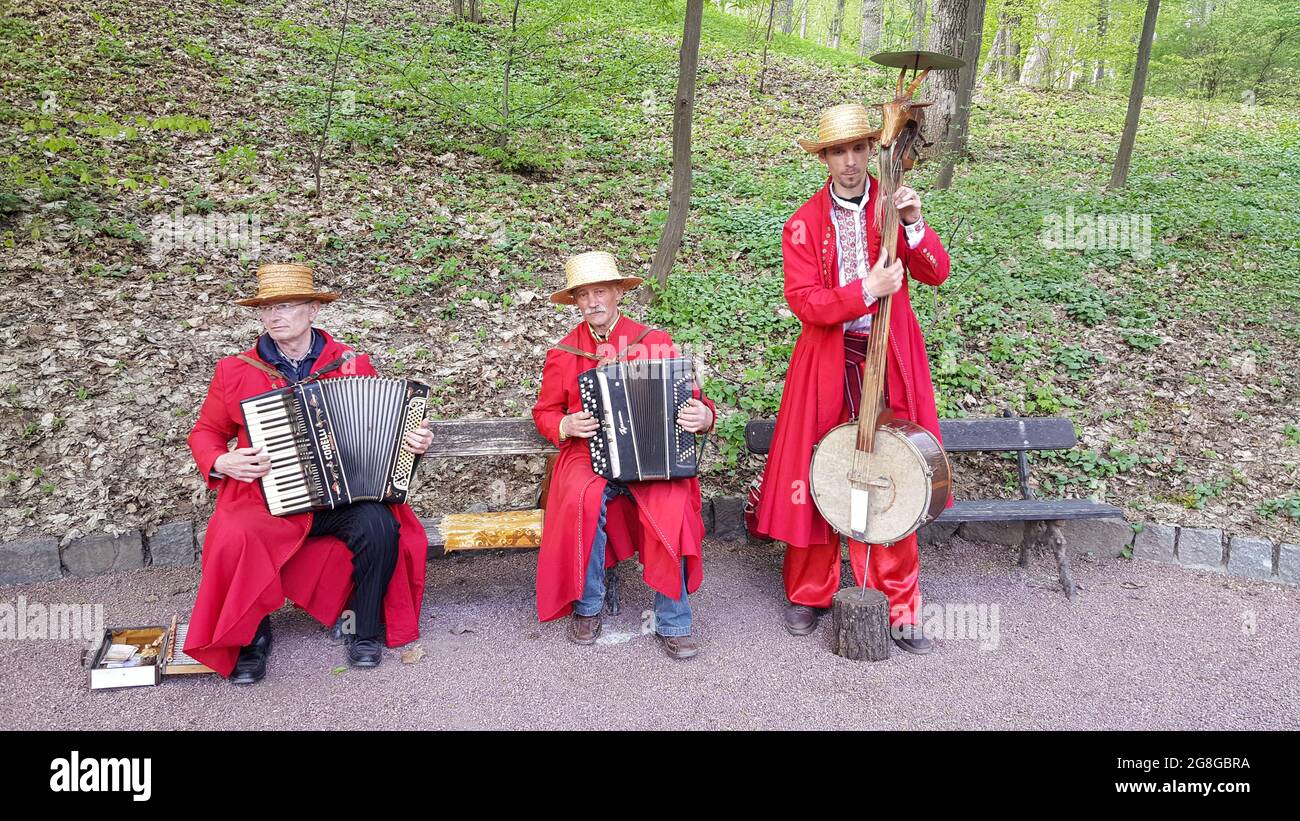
186, 264, 433, 683
752, 104, 952, 653
532, 252, 716, 660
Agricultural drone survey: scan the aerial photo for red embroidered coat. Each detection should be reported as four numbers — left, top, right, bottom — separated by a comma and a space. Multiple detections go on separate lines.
753, 177, 952, 549
531, 316, 716, 622
185, 330, 428, 676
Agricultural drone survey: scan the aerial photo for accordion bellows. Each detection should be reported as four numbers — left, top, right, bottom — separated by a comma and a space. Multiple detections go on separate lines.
241, 376, 430, 516
578, 358, 698, 482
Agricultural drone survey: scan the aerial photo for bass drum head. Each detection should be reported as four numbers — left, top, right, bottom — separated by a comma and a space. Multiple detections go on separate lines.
810, 423, 930, 544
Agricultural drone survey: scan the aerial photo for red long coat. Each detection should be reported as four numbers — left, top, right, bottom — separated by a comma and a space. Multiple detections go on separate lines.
185, 329, 428, 676
753, 177, 952, 549
532, 316, 716, 622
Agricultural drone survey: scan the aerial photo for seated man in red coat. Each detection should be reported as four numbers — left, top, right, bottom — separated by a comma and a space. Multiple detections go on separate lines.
532, 252, 716, 660
186, 263, 433, 684
751, 104, 952, 653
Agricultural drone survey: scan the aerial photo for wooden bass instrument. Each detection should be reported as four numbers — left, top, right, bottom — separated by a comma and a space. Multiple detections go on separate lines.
809, 51, 960, 546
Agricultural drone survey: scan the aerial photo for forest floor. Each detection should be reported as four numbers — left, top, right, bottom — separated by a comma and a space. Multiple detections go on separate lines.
1, 0, 1297, 548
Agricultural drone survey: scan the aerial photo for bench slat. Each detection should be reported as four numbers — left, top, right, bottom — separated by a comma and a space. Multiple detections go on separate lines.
427, 418, 556, 458
936, 499, 1123, 523
744, 417, 1077, 455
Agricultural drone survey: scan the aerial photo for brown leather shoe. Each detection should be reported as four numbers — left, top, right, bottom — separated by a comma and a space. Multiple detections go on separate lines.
783, 604, 822, 636
568, 614, 602, 645
656, 633, 700, 660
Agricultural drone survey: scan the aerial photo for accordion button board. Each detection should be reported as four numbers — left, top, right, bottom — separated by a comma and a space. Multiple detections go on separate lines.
577, 357, 698, 482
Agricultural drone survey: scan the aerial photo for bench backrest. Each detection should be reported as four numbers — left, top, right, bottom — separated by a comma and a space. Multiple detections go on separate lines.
426, 418, 556, 458
743, 417, 1078, 455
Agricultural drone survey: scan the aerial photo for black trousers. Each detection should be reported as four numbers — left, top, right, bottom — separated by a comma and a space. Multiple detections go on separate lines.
308, 501, 400, 641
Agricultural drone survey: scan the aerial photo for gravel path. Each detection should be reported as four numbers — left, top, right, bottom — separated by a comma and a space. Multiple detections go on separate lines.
3, 537, 1297, 730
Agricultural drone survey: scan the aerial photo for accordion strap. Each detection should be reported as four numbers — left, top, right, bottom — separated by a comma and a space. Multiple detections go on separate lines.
552, 327, 655, 363
236, 355, 284, 382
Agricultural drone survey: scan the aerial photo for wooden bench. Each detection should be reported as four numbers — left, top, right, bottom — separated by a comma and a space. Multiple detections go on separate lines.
419, 418, 556, 557
418, 417, 642, 611
743, 412, 1124, 598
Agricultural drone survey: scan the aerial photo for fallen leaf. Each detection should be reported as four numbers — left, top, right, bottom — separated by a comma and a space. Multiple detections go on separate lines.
450, 623, 478, 635
330, 666, 346, 676
400, 645, 426, 664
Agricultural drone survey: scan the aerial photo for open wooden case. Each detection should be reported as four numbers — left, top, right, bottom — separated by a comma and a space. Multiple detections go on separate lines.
87, 617, 214, 690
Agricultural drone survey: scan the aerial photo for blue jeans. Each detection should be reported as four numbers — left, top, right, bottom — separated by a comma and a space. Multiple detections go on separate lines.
574, 483, 693, 637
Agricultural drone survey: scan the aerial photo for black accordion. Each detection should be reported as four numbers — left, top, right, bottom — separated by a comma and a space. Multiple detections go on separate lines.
240, 376, 430, 516
577, 357, 698, 482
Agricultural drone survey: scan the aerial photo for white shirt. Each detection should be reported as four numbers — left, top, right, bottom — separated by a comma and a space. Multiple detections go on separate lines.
829, 186, 927, 333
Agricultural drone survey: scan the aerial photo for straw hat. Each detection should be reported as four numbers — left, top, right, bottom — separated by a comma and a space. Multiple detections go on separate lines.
235, 263, 340, 307
796, 103, 881, 153
550, 251, 643, 305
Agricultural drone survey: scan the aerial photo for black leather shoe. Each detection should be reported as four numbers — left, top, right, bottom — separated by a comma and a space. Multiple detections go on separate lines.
346, 636, 383, 668
783, 604, 822, 636
892, 624, 934, 655
230, 618, 273, 685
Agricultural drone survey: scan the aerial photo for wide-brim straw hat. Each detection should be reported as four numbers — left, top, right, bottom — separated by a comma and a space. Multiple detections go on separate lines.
550, 251, 643, 305
235, 263, 340, 307
797, 103, 881, 153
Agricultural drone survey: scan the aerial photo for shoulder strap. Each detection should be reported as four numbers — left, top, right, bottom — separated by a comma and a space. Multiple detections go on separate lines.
299, 351, 358, 385
552, 327, 658, 364
552, 343, 602, 361
236, 354, 283, 381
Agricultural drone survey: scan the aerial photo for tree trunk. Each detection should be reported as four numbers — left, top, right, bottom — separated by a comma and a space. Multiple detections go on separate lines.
759, 0, 777, 93
1006, 13, 1021, 82
932, 0, 986, 190
922, 0, 968, 152
829, 0, 847, 49
1108, 0, 1160, 191
858, 0, 882, 56
1094, 0, 1108, 84
646, 0, 704, 301
911, 0, 927, 48
831, 587, 891, 661
799, 0, 808, 38
781, 0, 795, 34
980, 25, 1005, 80
1020, 10, 1054, 87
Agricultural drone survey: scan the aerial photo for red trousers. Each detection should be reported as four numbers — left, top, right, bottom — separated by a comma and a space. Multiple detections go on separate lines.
783, 533, 921, 626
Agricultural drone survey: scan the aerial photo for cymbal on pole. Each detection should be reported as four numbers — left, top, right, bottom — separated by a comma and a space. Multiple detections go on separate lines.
869, 50, 965, 72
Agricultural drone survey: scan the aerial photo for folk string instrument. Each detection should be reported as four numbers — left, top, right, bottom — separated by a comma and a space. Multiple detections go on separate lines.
809, 51, 962, 548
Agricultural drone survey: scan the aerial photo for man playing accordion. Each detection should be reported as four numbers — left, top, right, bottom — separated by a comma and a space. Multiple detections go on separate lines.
532, 252, 716, 660
185, 264, 434, 684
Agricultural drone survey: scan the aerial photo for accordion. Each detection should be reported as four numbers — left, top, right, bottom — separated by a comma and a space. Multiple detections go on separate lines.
577, 357, 698, 482
240, 376, 430, 516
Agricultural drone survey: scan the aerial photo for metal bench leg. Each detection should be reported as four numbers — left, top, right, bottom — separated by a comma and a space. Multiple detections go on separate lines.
604, 566, 621, 616
1048, 519, 1077, 599
1019, 521, 1046, 568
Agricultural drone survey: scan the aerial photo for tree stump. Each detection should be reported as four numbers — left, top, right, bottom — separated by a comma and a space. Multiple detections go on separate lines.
831, 586, 891, 661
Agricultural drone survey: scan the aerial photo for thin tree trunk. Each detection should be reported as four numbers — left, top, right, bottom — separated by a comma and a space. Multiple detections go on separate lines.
829, 0, 847, 49
859, 0, 882, 56
933, 0, 986, 190
759, 0, 777, 93
911, 0, 927, 49
646, 0, 705, 301
781, 0, 795, 34
1006, 13, 1021, 82
312, 0, 351, 201
1094, 0, 1108, 84
1108, 0, 1160, 191
799, 0, 808, 38
498, 0, 521, 149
